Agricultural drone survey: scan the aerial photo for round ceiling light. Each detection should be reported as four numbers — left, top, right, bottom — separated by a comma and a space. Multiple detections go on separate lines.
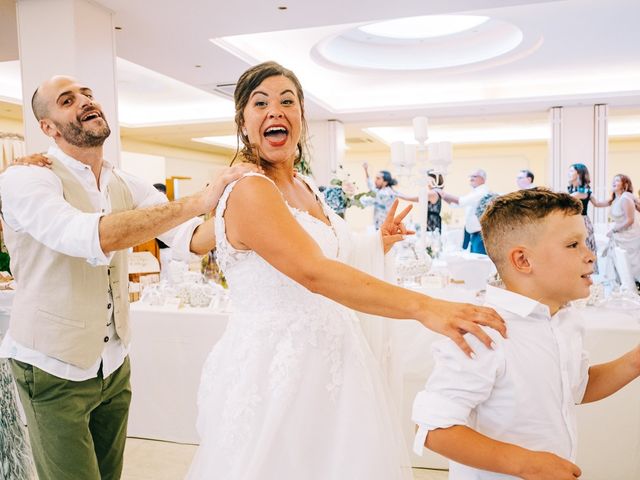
359, 15, 489, 39
311, 15, 538, 72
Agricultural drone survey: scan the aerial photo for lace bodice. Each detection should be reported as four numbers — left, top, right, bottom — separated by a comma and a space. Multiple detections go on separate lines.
214, 172, 354, 317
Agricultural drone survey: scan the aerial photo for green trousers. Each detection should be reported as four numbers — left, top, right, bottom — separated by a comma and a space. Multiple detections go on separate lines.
10, 357, 131, 480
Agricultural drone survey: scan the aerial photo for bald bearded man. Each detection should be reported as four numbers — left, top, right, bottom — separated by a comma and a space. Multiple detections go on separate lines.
0, 75, 256, 480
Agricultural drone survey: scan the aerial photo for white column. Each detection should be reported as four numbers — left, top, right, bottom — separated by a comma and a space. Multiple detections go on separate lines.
548, 105, 609, 223
16, 0, 121, 164
548, 107, 563, 191
593, 104, 609, 225
307, 120, 345, 186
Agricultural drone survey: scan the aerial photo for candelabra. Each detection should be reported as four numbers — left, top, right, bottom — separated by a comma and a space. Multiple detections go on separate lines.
389, 116, 453, 251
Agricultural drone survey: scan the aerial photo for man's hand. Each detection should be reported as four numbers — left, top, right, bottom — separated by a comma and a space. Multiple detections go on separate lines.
379, 199, 414, 253
11, 153, 52, 169
519, 451, 581, 480
200, 163, 263, 213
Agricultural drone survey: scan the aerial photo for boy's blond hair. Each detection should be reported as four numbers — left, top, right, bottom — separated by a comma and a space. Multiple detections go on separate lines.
480, 188, 583, 270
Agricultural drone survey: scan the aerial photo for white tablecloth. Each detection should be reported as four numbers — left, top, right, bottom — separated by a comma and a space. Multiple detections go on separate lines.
0, 290, 15, 336
127, 302, 229, 444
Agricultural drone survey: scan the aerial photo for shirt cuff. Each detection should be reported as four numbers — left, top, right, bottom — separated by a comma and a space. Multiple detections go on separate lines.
411, 390, 472, 455
169, 217, 205, 263
413, 425, 430, 456
86, 213, 113, 266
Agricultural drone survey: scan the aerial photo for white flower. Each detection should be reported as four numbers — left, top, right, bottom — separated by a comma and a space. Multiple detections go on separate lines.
342, 181, 356, 197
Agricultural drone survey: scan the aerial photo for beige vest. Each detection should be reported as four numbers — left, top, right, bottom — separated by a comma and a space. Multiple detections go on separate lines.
2, 157, 133, 369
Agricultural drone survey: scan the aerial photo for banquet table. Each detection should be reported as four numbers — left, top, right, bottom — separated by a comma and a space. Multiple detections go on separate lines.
0, 290, 15, 335
127, 302, 229, 444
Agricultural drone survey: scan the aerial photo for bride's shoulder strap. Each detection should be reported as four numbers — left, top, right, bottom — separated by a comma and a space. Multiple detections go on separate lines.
216, 172, 275, 215
295, 173, 323, 198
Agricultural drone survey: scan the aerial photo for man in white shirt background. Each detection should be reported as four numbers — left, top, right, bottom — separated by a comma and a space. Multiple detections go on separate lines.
516, 169, 536, 190
412, 188, 640, 480
0, 75, 255, 480
436, 168, 489, 254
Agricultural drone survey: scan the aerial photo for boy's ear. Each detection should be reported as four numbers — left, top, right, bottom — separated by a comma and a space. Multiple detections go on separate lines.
508, 246, 532, 274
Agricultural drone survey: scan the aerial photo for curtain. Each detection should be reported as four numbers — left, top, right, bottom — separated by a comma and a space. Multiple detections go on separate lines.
0, 134, 26, 171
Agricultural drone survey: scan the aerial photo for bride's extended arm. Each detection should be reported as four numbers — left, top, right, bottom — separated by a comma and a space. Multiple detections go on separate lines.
224, 176, 506, 358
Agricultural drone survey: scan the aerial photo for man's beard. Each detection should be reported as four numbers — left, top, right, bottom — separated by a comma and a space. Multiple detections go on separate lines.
55, 118, 111, 148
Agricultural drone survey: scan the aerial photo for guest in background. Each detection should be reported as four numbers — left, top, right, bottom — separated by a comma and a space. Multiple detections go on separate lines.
437, 169, 490, 254
605, 174, 640, 283
362, 162, 416, 229
516, 169, 535, 190
426, 170, 443, 233
153, 182, 173, 278
567, 163, 603, 273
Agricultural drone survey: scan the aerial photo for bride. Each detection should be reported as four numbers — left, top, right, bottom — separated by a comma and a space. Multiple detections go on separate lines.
186, 61, 505, 479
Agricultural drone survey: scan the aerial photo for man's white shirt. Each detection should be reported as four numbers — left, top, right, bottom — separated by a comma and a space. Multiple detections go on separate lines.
0, 145, 202, 380
412, 285, 590, 480
457, 184, 489, 233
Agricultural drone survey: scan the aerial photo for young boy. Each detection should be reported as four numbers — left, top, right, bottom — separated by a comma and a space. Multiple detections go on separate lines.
412, 188, 640, 480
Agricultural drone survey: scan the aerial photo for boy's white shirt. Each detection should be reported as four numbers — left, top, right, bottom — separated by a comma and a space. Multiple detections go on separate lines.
412, 285, 590, 480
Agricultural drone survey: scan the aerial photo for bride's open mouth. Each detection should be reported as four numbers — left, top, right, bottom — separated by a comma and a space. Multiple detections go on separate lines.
264, 125, 288, 147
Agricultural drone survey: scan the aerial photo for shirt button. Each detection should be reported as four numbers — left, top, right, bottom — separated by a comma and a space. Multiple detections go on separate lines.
107, 303, 112, 309
104, 336, 109, 343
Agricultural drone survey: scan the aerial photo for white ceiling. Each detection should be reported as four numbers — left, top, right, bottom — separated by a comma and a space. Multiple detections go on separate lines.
1, 0, 639, 152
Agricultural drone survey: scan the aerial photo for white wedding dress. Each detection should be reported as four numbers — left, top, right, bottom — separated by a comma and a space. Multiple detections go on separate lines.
187, 173, 412, 480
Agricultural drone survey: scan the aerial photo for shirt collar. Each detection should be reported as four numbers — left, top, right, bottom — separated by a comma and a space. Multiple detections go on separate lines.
47, 145, 114, 173
485, 284, 551, 320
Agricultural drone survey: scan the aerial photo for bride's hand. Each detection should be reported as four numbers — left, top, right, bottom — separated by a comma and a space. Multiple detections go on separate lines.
380, 199, 415, 253
11, 153, 52, 169
202, 163, 263, 213
419, 297, 507, 358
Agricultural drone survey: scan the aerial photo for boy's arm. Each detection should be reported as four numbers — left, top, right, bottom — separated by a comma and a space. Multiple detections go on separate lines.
581, 345, 640, 403
426, 425, 581, 480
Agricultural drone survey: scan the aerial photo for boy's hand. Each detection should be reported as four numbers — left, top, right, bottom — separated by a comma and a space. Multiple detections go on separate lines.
520, 451, 581, 479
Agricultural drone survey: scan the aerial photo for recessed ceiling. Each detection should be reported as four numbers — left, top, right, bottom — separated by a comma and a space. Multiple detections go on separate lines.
0, 0, 639, 153
358, 15, 489, 39
311, 16, 533, 72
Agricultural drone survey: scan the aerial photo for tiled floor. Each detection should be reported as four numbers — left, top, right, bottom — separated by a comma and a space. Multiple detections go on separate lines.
122, 437, 449, 480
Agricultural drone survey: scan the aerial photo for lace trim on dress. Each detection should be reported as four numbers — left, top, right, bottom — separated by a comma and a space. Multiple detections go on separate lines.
213, 172, 275, 272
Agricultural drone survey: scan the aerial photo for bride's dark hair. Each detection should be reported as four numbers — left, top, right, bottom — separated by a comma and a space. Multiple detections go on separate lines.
231, 61, 309, 169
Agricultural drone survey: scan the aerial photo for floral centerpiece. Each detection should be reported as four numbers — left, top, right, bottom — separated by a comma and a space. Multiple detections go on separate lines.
322, 167, 374, 218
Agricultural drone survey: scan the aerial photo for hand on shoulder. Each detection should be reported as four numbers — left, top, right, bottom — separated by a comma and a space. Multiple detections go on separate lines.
201, 163, 264, 212
9, 153, 52, 169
